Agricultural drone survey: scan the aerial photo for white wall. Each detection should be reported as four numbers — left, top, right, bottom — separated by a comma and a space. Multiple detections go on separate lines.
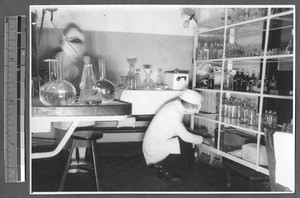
31, 5, 195, 36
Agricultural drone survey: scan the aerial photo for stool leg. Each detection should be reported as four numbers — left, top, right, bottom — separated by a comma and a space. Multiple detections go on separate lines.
59, 139, 77, 191
91, 140, 101, 191
249, 180, 254, 191
226, 169, 232, 189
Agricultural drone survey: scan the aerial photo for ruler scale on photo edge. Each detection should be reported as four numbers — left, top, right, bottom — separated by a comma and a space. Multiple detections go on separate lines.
4, 16, 26, 182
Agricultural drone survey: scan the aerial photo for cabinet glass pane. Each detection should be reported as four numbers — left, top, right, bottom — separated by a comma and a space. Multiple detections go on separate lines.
271, 7, 293, 15
225, 19, 267, 58
193, 118, 218, 148
219, 125, 258, 161
224, 60, 262, 93
227, 8, 268, 25
195, 91, 220, 122
221, 93, 260, 131
263, 98, 293, 132
196, 29, 224, 61
195, 61, 222, 90
265, 57, 293, 96
268, 13, 293, 55
197, 8, 225, 30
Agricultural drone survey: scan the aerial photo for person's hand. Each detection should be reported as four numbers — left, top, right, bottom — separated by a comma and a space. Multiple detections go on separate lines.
202, 137, 214, 146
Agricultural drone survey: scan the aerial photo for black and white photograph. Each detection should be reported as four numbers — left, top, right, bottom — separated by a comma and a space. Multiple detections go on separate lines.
29, 5, 295, 194
0, 2, 298, 198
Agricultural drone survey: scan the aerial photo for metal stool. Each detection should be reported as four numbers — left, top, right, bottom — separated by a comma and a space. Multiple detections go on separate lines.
59, 131, 103, 191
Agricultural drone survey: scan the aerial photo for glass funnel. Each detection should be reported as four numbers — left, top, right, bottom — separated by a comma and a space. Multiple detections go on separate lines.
39, 57, 77, 106
78, 56, 100, 105
126, 58, 137, 90
143, 64, 154, 90
95, 59, 116, 103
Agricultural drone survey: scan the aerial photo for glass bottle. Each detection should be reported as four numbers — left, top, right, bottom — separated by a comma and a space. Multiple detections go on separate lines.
126, 58, 137, 90
240, 101, 249, 127
203, 42, 209, 60
221, 96, 226, 120
208, 74, 214, 89
285, 29, 293, 54
245, 71, 251, 92
40, 57, 77, 106
240, 69, 246, 91
78, 56, 99, 105
230, 97, 238, 119
269, 75, 277, 90
236, 98, 242, 121
213, 42, 218, 59
209, 43, 214, 59
135, 69, 143, 89
227, 70, 234, 90
250, 70, 256, 91
196, 42, 202, 61
143, 64, 155, 90
95, 59, 116, 103
234, 70, 241, 91
217, 44, 223, 59
248, 102, 257, 128
156, 68, 165, 90
264, 75, 269, 93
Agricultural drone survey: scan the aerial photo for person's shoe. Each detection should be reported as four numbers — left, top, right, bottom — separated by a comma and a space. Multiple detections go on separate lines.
157, 169, 182, 182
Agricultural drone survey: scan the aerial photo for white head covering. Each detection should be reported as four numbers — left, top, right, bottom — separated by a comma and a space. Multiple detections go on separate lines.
179, 89, 203, 105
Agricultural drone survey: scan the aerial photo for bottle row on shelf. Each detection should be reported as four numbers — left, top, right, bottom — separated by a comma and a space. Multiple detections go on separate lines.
221, 97, 259, 130
195, 41, 293, 61
197, 69, 279, 95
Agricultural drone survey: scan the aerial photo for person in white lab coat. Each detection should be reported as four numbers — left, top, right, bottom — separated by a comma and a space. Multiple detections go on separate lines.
142, 89, 209, 181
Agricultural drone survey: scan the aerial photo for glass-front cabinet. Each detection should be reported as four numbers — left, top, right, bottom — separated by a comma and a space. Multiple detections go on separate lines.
191, 7, 294, 175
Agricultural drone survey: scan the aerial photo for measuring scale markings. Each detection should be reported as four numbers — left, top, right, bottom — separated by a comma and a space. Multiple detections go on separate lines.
4, 16, 26, 182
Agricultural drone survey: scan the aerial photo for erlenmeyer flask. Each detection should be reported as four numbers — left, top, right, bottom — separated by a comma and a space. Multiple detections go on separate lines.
156, 68, 165, 90
126, 58, 137, 90
95, 59, 116, 103
78, 56, 100, 104
135, 69, 143, 89
143, 64, 154, 90
39, 57, 77, 106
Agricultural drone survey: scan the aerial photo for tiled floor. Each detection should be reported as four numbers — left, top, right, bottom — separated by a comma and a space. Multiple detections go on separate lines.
31, 142, 270, 192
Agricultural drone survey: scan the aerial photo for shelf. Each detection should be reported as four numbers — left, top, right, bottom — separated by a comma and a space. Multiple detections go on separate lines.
266, 54, 294, 59
194, 88, 221, 93
220, 122, 258, 135
221, 90, 261, 97
193, 113, 219, 123
226, 56, 264, 62
195, 58, 223, 63
219, 151, 269, 175
263, 94, 293, 100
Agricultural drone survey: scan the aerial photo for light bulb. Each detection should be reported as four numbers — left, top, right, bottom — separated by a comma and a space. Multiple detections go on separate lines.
183, 19, 190, 28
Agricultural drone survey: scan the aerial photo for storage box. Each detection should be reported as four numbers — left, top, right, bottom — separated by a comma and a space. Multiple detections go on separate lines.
164, 69, 189, 90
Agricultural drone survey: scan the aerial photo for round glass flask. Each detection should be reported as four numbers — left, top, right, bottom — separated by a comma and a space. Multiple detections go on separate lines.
95, 59, 116, 103
39, 57, 77, 106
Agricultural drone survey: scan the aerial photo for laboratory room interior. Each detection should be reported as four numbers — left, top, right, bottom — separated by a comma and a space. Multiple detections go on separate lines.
26, 4, 297, 195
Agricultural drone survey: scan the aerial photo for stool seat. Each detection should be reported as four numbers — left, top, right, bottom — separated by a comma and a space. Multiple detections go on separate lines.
72, 131, 103, 140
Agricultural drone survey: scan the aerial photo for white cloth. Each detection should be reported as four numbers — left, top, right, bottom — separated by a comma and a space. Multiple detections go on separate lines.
120, 90, 180, 115
142, 99, 203, 165
273, 132, 294, 191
